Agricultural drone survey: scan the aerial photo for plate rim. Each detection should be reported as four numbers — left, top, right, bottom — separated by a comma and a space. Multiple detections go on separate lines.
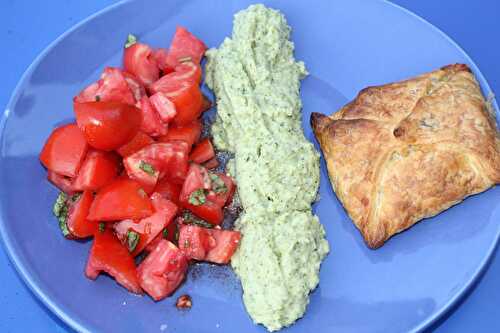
0, 0, 498, 332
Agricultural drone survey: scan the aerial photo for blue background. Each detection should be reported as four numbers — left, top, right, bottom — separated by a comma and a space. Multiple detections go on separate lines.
0, 1, 498, 332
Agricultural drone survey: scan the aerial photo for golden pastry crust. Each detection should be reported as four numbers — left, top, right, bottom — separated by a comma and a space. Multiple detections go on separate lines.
311, 64, 500, 248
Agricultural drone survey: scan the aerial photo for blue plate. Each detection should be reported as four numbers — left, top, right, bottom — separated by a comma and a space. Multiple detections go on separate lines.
1, 0, 499, 332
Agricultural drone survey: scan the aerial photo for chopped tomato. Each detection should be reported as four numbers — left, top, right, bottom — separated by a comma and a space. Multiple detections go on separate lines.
153, 48, 172, 73
145, 218, 178, 253
149, 92, 177, 123
123, 150, 160, 194
138, 96, 168, 137
174, 61, 202, 84
205, 229, 241, 264
189, 138, 215, 164
179, 163, 211, 202
182, 201, 223, 225
165, 26, 207, 69
40, 123, 89, 177
114, 193, 178, 256
72, 150, 119, 191
154, 178, 181, 205
201, 94, 212, 112
74, 67, 135, 105
206, 173, 236, 208
47, 171, 77, 194
67, 191, 97, 238
123, 71, 147, 102
85, 229, 142, 294
87, 178, 153, 221
74, 101, 142, 151
203, 157, 219, 170
157, 120, 202, 148
116, 131, 154, 157
178, 224, 215, 260
137, 239, 188, 301
123, 43, 160, 86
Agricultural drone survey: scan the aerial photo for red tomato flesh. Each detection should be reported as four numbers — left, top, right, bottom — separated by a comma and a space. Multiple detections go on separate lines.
123, 71, 147, 103
116, 131, 154, 157
182, 201, 223, 225
205, 229, 241, 264
149, 92, 177, 123
165, 26, 207, 69
206, 173, 236, 208
138, 96, 168, 137
123, 43, 160, 86
72, 150, 119, 191
189, 138, 215, 164
179, 163, 212, 202
74, 101, 142, 151
153, 178, 181, 205
87, 178, 153, 221
178, 224, 215, 261
67, 190, 97, 238
203, 157, 219, 170
40, 123, 88, 178
85, 229, 142, 294
47, 171, 77, 194
137, 239, 188, 301
157, 120, 202, 148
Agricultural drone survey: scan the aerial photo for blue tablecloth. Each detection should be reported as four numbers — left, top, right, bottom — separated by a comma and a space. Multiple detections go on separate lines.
0, 1, 498, 332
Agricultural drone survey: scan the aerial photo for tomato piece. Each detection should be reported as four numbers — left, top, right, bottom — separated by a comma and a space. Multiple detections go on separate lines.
182, 201, 223, 225
153, 48, 172, 73
189, 138, 215, 164
206, 173, 236, 208
123, 43, 160, 86
40, 123, 89, 178
72, 150, 119, 191
137, 239, 188, 301
123, 152, 160, 194
74, 101, 142, 151
47, 171, 77, 194
157, 120, 202, 148
179, 163, 211, 202
178, 224, 215, 260
123, 71, 147, 102
205, 229, 241, 264
154, 178, 181, 205
85, 229, 142, 293
74, 67, 136, 105
87, 178, 153, 221
114, 193, 178, 256
201, 94, 212, 112
165, 26, 207, 69
116, 131, 154, 157
203, 157, 219, 170
138, 96, 168, 137
66, 191, 97, 238
149, 92, 177, 123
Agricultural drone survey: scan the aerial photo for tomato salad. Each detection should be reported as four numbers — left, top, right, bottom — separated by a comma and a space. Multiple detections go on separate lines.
40, 27, 241, 301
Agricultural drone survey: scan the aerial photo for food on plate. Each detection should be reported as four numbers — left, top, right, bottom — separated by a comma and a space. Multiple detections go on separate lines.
311, 64, 500, 249
205, 4, 329, 331
40, 27, 241, 302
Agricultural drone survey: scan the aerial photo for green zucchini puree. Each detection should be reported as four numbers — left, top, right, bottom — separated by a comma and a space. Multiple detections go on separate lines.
205, 4, 329, 331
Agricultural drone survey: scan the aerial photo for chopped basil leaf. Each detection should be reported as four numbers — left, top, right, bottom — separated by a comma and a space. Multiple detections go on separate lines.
188, 189, 206, 206
124, 34, 137, 48
139, 160, 156, 176
53, 192, 71, 238
162, 228, 169, 239
59, 218, 71, 237
53, 192, 67, 217
95, 95, 101, 102
70, 192, 82, 203
209, 173, 227, 194
182, 211, 214, 229
178, 56, 192, 63
127, 230, 140, 252
98, 222, 105, 233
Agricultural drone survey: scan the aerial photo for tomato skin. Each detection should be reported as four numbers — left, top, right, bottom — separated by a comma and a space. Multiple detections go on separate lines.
178, 224, 215, 260
137, 239, 188, 301
116, 131, 154, 157
203, 157, 219, 170
40, 123, 89, 178
205, 229, 241, 264
72, 150, 119, 191
85, 228, 142, 294
123, 43, 160, 86
206, 173, 236, 208
153, 178, 181, 205
47, 171, 77, 194
138, 96, 168, 137
67, 190, 98, 238
87, 178, 153, 221
74, 67, 136, 105
123, 71, 147, 102
182, 201, 223, 225
149, 92, 177, 123
114, 193, 178, 256
165, 26, 207, 69
157, 120, 202, 148
153, 48, 171, 73
74, 101, 142, 151
189, 138, 215, 164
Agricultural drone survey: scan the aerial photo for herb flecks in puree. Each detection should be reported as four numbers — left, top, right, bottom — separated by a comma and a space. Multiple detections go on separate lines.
206, 4, 329, 331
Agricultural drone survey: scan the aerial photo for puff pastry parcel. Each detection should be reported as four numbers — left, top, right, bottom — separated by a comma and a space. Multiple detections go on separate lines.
311, 64, 500, 248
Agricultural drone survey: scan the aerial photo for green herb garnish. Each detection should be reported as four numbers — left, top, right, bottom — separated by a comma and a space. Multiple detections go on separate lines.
162, 228, 169, 239
182, 211, 214, 229
98, 222, 105, 233
126, 230, 140, 252
209, 173, 227, 194
124, 34, 137, 48
139, 160, 156, 176
188, 189, 206, 206
95, 95, 101, 102
53, 192, 72, 238
53, 192, 67, 217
